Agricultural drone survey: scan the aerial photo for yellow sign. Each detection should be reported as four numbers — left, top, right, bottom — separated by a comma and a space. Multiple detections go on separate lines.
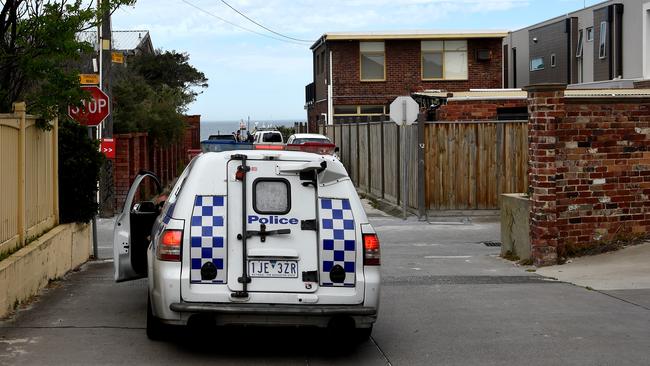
79, 74, 100, 85
111, 52, 124, 64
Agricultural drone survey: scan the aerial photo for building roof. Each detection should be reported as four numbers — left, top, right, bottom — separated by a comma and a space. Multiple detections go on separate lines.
77, 30, 153, 53
311, 29, 509, 49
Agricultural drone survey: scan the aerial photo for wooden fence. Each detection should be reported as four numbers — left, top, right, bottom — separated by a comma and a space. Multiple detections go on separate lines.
320, 120, 528, 211
0, 103, 58, 254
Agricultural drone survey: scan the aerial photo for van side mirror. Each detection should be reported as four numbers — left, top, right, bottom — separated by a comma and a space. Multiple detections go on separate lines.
334, 147, 340, 153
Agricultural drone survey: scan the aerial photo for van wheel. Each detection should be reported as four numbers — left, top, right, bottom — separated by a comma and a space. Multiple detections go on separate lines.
146, 295, 165, 341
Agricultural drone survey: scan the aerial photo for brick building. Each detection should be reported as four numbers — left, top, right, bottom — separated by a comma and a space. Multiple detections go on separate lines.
305, 30, 507, 131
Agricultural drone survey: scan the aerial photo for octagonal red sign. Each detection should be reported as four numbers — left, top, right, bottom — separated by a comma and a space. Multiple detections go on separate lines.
68, 86, 110, 126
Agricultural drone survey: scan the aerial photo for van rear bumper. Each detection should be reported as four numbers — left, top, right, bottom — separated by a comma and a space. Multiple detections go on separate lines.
169, 302, 377, 328
170, 302, 376, 316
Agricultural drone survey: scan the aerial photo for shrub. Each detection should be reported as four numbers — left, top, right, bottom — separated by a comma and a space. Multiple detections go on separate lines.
58, 118, 104, 223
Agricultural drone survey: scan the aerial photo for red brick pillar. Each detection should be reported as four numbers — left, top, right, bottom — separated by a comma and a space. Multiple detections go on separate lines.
524, 84, 566, 266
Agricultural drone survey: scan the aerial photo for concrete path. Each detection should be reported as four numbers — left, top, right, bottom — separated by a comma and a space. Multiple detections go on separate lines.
2, 213, 650, 365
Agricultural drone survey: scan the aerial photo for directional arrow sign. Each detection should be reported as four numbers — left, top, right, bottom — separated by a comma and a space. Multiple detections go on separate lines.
101, 138, 115, 159
68, 86, 110, 126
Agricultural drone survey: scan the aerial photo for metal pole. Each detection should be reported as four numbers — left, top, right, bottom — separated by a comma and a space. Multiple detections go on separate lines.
417, 112, 427, 221
98, 0, 114, 217
401, 100, 408, 220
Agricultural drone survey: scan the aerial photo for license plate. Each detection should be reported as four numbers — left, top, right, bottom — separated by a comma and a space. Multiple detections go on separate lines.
249, 260, 298, 278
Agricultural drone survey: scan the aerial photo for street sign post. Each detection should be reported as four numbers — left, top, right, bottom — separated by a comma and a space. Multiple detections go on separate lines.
68, 86, 110, 126
389, 96, 420, 220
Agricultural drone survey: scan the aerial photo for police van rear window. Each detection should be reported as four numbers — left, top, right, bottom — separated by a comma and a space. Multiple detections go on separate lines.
253, 179, 290, 214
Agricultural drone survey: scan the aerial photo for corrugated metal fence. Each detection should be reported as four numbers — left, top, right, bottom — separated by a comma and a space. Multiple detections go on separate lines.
320, 119, 528, 211
0, 103, 58, 254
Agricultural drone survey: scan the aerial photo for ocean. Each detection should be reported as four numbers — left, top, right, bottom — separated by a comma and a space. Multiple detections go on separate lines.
200, 120, 303, 140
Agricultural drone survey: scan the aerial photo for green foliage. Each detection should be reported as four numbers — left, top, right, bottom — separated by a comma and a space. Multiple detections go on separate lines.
113, 50, 207, 144
58, 118, 104, 223
0, 0, 135, 125
276, 125, 295, 142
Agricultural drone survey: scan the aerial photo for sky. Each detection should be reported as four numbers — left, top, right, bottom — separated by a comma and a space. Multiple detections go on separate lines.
112, 0, 604, 122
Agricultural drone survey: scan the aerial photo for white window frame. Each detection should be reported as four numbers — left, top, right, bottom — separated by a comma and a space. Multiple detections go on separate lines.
550, 53, 556, 68
576, 29, 584, 58
599, 21, 607, 59
530, 57, 545, 71
586, 27, 593, 42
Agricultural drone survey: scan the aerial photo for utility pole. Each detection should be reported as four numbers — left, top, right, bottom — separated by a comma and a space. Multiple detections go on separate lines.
98, 0, 115, 217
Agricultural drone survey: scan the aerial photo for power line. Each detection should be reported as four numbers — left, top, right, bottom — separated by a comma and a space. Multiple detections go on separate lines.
180, 0, 309, 46
219, 0, 313, 43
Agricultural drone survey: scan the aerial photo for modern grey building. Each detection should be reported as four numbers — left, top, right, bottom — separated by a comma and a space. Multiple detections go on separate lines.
503, 0, 650, 88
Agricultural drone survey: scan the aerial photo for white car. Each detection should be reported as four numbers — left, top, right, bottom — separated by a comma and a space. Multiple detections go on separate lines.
286, 133, 339, 157
252, 130, 284, 145
114, 150, 381, 340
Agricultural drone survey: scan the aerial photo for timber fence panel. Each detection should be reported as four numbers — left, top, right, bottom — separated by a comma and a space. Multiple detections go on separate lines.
357, 123, 369, 192
383, 122, 399, 204
369, 123, 383, 197
350, 124, 359, 186
0, 103, 58, 254
424, 121, 528, 211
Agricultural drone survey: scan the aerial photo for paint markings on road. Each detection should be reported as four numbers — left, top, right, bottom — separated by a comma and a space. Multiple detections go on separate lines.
424, 255, 472, 259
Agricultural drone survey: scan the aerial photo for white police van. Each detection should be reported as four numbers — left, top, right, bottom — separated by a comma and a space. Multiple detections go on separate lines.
114, 150, 381, 340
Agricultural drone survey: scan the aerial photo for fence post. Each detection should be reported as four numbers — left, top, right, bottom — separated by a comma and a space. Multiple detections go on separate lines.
380, 120, 385, 199
14, 102, 27, 245
367, 122, 371, 193
52, 117, 59, 225
417, 113, 427, 221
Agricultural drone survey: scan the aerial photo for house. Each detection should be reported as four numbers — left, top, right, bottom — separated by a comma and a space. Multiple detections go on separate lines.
503, 0, 650, 89
305, 30, 508, 130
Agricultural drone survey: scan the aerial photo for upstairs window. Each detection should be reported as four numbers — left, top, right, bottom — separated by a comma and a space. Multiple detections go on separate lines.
550, 53, 556, 68
586, 27, 593, 41
360, 42, 385, 81
421, 40, 468, 80
599, 22, 607, 59
530, 57, 545, 71
576, 29, 583, 57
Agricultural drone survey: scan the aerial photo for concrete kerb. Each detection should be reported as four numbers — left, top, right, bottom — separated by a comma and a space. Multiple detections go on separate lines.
0, 222, 92, 318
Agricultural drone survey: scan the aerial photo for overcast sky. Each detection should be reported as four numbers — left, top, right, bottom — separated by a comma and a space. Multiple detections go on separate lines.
113, 0, 602, 121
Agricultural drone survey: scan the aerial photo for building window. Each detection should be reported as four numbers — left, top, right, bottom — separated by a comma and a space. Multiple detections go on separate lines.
334, 105, 386, 116
334, 105, 358, 115
586, 27, 593, 41
550, 53, 556, 68
576, 29, 583, 57
599, 21, 607, 59
360, 42, 385, 81
421, 40, 468, 80
530, 57, 545, 71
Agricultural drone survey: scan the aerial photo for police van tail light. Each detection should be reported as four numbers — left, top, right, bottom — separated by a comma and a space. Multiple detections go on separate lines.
158, 229, 182, 261
363, 234, 380, 266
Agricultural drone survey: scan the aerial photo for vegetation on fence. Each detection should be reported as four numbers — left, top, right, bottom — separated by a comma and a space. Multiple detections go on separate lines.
113, 50, 208, 144
58, 118, 104, 223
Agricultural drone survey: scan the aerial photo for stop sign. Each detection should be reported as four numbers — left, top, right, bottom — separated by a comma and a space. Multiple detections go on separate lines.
68, 86, 110, 126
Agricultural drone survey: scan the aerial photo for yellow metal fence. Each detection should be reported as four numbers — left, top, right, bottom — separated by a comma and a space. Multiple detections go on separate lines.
0, 102, 58, 254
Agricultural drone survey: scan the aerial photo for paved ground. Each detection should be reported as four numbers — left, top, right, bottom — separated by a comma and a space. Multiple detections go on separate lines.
2, 210, 650, 365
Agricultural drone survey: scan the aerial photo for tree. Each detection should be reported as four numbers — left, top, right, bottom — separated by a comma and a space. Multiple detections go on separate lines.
112, 50, 207, 144
0, 0, 135, 124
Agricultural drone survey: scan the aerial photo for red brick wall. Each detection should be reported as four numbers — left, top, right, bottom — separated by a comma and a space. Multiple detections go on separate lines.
526, 84, 650, 265
329, 38, 503, 107
437, 99, 526, 120
113, 115, 202, 211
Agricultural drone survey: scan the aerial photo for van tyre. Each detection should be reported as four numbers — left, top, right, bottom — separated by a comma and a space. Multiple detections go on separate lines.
354, 326, 373, 342
146, 295, 165, 341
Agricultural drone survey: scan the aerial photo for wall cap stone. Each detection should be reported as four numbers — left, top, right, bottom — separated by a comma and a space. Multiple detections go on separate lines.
523, 83, 567, 92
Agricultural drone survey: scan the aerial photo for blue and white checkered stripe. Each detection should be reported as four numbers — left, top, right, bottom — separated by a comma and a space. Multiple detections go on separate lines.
190, 195, 227, 284
319, 198, 356, 287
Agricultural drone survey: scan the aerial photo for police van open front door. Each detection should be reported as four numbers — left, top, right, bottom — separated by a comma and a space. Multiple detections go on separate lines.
227, 155, 320, 294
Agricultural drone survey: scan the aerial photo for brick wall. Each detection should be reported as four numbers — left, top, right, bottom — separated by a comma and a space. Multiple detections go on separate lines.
113, 115, 201, 211
437, 99, 527, 120
526, 84, 650, 265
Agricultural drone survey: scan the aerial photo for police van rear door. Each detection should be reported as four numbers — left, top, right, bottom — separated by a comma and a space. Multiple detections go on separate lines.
226, 155, 319, 294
